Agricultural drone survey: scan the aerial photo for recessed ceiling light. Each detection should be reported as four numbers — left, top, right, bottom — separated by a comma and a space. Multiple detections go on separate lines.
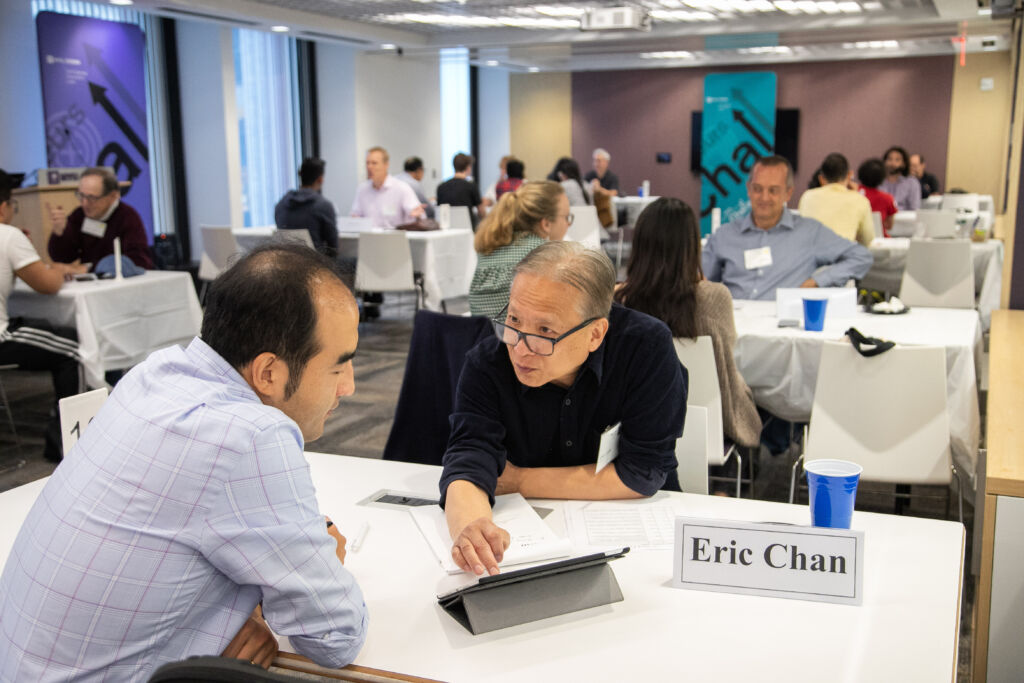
381, 43, 397, 49
528, 66, 541, 72
110, 0, 133, 5
270, 25, 289, 32
485, 60, 499, 66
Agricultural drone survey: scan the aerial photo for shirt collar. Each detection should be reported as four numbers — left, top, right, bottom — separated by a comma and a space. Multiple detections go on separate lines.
187, 337, 262, 403
740, 206, 795, 233
100, 199, 120, 222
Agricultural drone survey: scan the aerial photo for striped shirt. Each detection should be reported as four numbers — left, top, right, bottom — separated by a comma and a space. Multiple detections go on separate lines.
0, 338, 367, 681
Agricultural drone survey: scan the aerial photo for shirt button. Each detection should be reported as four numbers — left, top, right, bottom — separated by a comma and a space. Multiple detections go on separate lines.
566, 440, 573, 447
564, 398, 571, 406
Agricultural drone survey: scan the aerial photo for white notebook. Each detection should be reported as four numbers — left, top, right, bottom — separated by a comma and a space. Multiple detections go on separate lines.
411, 493, 573, 574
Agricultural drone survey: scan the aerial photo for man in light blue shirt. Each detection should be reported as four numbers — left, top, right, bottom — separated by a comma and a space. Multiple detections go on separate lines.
703, 155, 873, 301
0, 243, 368, 681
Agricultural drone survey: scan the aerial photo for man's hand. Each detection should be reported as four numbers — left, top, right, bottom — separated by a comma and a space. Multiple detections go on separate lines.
410, 205, 426, 219
799, 278, 818, 289
451, 517, 510, 576
56, 263, 88, 280
221, 604, 278, 669
46, 202, 68, 236
325, 516, 347, 565
495, 462, 522, 495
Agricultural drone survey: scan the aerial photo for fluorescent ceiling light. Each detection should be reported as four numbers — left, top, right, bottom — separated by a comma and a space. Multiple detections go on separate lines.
485, 59, 499, 66
816, 1, 842, 13
528, 66, 541, 72
533, 4, 587, 16
270, 25, 289, 32
110, 0, 134, 5
380, 43, 397, 49
641, 50, 696, 59
773, 1, 801, 13
836, 2, 861, 11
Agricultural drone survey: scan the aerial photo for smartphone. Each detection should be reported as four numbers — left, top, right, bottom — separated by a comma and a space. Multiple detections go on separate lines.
778, 318, 800, 328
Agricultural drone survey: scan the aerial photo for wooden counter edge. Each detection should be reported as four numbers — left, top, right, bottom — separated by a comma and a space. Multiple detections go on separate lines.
273, 652, 446, 683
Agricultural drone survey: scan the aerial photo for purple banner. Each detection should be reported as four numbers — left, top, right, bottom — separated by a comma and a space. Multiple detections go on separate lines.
36, 11, 152, 242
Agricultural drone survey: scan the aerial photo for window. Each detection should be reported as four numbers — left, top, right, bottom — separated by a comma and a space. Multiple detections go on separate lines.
440, 47, 471, 177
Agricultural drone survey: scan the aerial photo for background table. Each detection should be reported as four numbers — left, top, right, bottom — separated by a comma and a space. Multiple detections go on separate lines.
733, 300, 982, 487
0, 453, 964, 682
862, 237, 1003, 329
8, 271, 203, 389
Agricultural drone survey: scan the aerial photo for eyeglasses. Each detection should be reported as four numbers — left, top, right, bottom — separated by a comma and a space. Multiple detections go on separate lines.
75, 191, 110, 203
563, 212, 575, 226
492, 315, 598, 356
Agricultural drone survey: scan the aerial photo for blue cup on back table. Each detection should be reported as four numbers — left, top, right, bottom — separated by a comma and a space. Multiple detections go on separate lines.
805, 459, 862, 529
802, 297, 828, 331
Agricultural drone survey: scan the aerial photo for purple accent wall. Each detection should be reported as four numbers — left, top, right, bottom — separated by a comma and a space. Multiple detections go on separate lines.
572, 56, 953, 209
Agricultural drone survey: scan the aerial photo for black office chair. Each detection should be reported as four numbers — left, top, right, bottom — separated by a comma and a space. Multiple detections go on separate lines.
148, 656, 302, 682
382, 309, 492, 466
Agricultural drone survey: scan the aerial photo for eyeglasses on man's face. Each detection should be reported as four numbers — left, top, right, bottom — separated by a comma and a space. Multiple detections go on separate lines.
491, 315, 597, 356
75, 190, 111, 203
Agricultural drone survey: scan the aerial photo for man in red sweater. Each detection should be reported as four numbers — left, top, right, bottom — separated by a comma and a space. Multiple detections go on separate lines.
48, 167, 153, 270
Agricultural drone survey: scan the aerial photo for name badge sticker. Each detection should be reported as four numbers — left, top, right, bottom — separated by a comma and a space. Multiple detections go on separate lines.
672, 518, 864, 605
743, 246, 773, 270
82, 218, 107, 239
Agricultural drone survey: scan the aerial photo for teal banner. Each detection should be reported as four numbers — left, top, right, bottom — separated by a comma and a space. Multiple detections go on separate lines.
699, 72, 777, 236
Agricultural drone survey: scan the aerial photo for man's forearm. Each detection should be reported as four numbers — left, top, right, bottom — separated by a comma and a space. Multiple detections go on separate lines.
516, 463, 644, 500
444, 480, 493, 540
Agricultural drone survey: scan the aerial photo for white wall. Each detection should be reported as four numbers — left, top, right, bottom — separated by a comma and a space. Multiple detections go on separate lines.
176, 21, 243, 260
0, 1, 48, 174
354, 53, 442, 199
316, 41, 359, 214
476, 67, 510, 194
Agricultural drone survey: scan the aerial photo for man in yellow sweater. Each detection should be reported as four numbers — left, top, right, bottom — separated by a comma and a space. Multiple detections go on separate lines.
797, 153, 875, 246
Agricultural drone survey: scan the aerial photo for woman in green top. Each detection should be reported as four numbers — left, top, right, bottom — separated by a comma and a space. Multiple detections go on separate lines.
469, 181, 572, 318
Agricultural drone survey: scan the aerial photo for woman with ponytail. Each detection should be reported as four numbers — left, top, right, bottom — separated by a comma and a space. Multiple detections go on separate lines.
469, 181, 571, 317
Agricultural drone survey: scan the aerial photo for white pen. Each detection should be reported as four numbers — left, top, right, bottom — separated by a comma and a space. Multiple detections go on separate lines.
351, 521, 370, 552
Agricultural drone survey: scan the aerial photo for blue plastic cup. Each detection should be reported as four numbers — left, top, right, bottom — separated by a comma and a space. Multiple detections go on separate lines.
805, 459, 862, 529
802, 298, 828, 331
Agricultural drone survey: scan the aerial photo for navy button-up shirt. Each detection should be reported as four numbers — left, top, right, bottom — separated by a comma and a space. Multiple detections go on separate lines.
702, 208, 873, 301
440, 304, 687, 506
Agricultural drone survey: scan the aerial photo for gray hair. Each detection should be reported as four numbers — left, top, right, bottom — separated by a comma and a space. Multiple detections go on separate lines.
82, 167, 119, 195
592, 148, 611, 162
513, 241, 615, 319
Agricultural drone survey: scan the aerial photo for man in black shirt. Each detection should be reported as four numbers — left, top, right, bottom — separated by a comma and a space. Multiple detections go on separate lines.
274, 158, 338, 255
584, 147, 621, 199
436, 153, 484, 229
440, 241, 687, 576
909, 153, 940, 199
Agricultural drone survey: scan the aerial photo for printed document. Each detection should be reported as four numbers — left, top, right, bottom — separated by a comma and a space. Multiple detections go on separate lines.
564, 499, 677, 550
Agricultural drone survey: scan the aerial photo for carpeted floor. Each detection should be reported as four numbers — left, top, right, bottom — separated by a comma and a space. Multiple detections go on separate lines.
0, 293, 978, 680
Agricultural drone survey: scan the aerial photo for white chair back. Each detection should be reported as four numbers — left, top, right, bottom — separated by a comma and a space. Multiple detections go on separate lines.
337, 216, 376, 233
915, 210, 959, 239
899, 239, 974, 309
198, 225, 241, 281
805, 341, 951, 485
275, 228, 315, 249
355, 231, 416, 293
941, 193, 980, 213
711, 207, 722, 234
59, 387, 109, 457
674, 336, 728, 473
446, 205, 472, 232
675, 405, 710, 495
871, 211, 883, 240
566, 205, 602, 249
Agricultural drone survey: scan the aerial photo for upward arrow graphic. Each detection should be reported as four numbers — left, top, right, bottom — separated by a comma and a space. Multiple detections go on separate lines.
88, 81, 149, 161
732, 108, 771, 152
83, 43, 146, 127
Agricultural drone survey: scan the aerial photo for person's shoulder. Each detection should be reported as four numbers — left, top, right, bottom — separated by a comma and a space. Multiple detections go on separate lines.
609, 304, 672, 344
696, 280, 733, 309
583, 170, 597, 180
115, 201, 143, 221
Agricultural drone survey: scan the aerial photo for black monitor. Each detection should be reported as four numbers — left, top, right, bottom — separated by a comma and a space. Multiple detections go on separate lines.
690, 109, 800, 173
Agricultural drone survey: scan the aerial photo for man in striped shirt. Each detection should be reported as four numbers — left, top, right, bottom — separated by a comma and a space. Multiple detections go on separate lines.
0, 169, 85, 461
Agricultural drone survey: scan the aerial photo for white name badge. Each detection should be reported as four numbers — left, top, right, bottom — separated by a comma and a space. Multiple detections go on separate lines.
672, 518, 864, 606
594, 422, 620, 474
82, 217, 107, 238
743, 246, 772, 270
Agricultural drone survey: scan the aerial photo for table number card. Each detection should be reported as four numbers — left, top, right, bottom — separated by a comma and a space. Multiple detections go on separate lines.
672, 518, 865, 606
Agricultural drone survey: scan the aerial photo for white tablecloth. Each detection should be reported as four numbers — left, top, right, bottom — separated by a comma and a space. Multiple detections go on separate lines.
862, 237, 1003, 329
8, 271, 203, 389
733, 300, 981, 486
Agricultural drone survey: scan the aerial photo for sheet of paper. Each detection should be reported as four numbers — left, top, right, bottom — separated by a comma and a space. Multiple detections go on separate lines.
594, 422, 620, 474
564, 500, 677, 550
411, 493, 572, 574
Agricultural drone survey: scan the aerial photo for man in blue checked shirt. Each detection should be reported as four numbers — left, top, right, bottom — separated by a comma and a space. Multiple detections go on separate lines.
0, 243, 368, 680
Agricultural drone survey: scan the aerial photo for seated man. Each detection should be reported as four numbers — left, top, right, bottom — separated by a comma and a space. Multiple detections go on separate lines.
395, 156, 435, 219
797, 152, 874, 246
351, 146, 424, 228
48, 166, 154, 270
275, 157, 339, 255
436, 152, 484, 228
703, 155, 873, 301
440, 241, 686, 576
0, 243, 368, 679
0, 169, 84, 462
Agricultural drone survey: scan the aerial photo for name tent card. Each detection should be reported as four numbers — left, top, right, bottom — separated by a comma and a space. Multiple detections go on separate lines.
672, 518, 864, 606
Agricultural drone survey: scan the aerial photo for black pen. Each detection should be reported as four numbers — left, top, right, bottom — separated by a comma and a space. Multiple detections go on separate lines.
326, 520, 334, 529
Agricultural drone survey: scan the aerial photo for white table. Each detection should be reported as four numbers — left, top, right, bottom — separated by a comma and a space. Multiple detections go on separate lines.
0, 453, 964, 682
232, 226, 476, 312
7, 271, 202, 389
862, 237, 1003, 329
733, 300, 982, 487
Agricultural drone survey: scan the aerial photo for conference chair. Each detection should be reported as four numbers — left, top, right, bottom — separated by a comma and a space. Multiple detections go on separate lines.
899, 239, 975, 309
0, 365, 23, 472
711, 207, 722, 233
789, 340, 964, 521
673, 336, 742, 497
383, 310, 492, 465
198, 226, 242, 302
871, 211, 883, 240
148, 656, 304, 682
273, 228, 316, 249
58, 387, 109, 457
941, 193, 981, 213
566, 205, 603, 249
444, 205, 473, 232
915, 209, 959, 239
354, 231, 425, 315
